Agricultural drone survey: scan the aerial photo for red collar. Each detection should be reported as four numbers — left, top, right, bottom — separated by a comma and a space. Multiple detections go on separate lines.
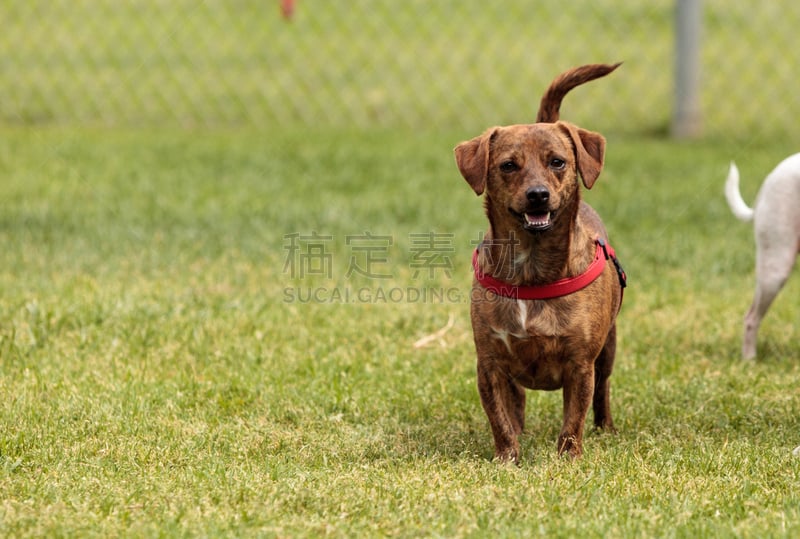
472, 239, 623, 300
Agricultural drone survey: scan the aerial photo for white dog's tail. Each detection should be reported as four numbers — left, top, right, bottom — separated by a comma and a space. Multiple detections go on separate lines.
724, 162, 755, 222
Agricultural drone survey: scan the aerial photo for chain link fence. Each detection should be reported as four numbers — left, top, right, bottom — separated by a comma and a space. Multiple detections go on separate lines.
1, 1, 798, 140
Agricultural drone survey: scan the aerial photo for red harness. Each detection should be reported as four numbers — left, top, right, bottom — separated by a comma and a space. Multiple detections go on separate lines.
472, 238, 626, 301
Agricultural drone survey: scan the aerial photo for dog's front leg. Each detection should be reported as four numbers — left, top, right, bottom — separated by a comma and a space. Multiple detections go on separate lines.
477, 363, 526, 464
558, 364, 595, 458
592, 324, 616, 432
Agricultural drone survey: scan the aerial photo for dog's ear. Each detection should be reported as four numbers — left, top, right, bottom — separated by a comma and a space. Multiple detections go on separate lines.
557, 122, 605, 189
454, 128, 497, 195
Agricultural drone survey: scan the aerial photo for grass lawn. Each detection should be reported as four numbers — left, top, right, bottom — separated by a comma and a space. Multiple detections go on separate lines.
1, 126, 800, 537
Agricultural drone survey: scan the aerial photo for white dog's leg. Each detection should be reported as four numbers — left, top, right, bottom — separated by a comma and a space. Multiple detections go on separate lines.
743, 223, 798, 359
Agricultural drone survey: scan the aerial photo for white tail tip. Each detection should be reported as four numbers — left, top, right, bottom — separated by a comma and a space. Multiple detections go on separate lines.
724, 161, 754, 222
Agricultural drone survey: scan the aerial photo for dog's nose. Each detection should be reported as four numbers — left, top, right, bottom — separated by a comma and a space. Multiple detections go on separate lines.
526, 186, 550, 204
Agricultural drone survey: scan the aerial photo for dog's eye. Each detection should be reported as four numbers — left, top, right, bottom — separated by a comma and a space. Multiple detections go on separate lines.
499, 161, 519, 173
549, 158, 566, 170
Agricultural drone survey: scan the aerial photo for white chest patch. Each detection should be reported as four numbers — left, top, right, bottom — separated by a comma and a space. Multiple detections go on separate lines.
517, 299, 528, 331
491, 327, 514, 354
490, 300, 532, 354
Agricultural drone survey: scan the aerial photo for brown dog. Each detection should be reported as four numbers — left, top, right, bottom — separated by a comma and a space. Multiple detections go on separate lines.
454, 64, 625, 463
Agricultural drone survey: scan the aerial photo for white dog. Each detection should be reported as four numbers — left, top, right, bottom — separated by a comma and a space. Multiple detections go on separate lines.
725, 154, 800, 359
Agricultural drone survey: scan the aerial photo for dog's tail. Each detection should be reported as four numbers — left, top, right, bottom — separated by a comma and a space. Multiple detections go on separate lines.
724, 161, 755, 222
536, 63, 622, 123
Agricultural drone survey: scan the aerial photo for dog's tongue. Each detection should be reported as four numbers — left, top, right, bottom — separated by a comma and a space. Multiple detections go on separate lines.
525, 212, 551, 227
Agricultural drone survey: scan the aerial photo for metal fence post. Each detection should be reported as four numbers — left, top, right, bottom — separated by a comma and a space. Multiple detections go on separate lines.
672, 0, 703, 138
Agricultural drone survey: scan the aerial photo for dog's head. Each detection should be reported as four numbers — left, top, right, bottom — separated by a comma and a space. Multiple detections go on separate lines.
454, 121, 605, 233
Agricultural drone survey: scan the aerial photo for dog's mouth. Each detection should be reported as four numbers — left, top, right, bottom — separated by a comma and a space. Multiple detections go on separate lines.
524, 211, 552, 231
510, 208, 553, 232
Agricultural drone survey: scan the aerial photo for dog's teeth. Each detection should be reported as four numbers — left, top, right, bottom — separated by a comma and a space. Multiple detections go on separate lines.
525, 212, 550, 226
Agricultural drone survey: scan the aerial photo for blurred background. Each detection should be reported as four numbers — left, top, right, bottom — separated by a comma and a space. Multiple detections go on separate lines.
1, 0, 797, 142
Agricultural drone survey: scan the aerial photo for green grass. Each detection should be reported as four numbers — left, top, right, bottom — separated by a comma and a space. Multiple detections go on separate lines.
2, 126, 800, 537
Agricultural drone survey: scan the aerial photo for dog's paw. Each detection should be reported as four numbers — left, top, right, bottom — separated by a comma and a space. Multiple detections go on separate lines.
493, 446, 521, 465
593, 420, 617, 434
557, 434, 583, 459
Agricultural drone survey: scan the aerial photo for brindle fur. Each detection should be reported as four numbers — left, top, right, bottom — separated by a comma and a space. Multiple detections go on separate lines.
454, 63, 622, 463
